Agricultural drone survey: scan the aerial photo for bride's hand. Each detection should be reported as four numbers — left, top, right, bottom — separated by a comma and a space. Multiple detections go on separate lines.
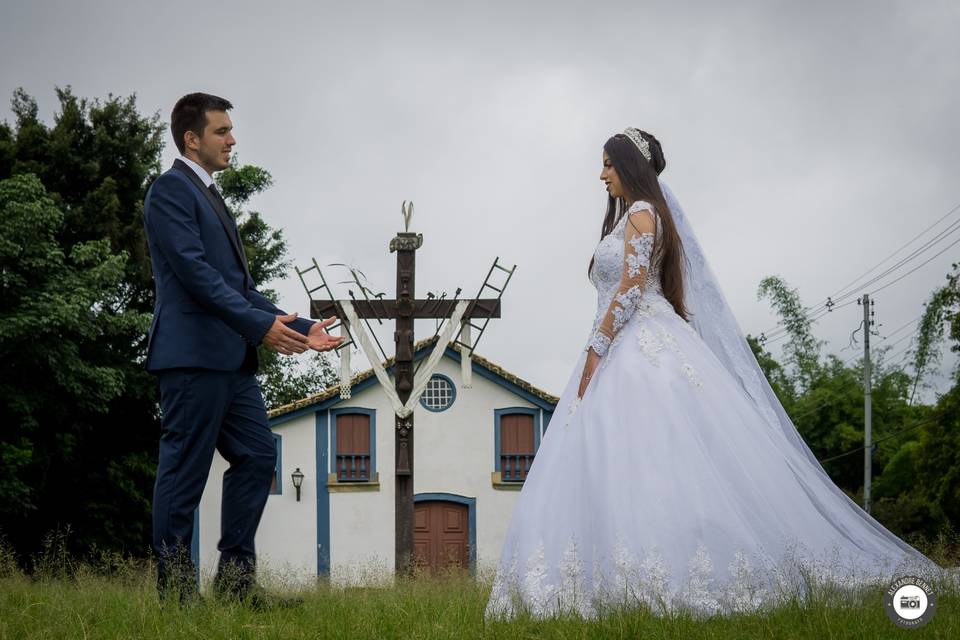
577, 350, 601, 398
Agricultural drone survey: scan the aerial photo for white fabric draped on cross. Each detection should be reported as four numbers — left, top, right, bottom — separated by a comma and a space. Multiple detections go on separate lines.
339, 299, 471, 418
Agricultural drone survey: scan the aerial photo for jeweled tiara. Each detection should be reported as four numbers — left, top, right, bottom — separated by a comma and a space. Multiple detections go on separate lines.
623, 127, 652, 161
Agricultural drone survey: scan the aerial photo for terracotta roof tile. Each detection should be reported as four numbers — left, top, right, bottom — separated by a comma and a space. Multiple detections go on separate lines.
268, 337, 558, 418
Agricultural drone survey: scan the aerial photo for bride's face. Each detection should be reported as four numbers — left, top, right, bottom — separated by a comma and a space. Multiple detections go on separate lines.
600, 152, 624, 199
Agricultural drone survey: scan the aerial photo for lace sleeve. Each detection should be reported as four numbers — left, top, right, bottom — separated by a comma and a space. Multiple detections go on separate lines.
588, 206, 657, 357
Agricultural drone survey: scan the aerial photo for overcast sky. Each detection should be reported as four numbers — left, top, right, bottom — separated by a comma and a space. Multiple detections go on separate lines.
2, 0, 958, 399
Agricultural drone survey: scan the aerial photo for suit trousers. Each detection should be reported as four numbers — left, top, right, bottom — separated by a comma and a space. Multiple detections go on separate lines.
152, 354, 275, 588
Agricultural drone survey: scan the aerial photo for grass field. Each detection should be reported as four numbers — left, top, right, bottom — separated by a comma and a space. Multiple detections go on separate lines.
1, 537, 958, 639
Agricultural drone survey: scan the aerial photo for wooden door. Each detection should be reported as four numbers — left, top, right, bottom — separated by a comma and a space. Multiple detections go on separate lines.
413, 501, 469, 572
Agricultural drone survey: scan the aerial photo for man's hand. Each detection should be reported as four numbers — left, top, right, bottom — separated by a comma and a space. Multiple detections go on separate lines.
307, 316, 346, 352
263, 313, 310, 355
577, 349, 601, 398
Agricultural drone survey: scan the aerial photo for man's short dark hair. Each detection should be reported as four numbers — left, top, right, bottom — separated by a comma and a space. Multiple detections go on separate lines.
171, 93, 233, 155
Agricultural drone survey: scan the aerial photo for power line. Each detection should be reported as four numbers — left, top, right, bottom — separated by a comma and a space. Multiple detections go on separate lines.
762, 220, 957, 339
883, 341, 917, 366
868, 234, 960, 296
759, 299, 859, 345
823, 216, 960, 308
880, 315, 923, 342
822, 202, 960, 304
760, 300, 858, 343
879, 328, 920, 353
755, 200, 960, 337
753, 238, 950, 422
760, 256, 942, 347
790, 320, 929, 422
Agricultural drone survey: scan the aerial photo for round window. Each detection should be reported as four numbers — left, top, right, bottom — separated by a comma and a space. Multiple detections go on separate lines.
420, 374, 456, 412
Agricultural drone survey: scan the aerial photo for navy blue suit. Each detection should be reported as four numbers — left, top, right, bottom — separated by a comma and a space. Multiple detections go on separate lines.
143, 159, 313, 590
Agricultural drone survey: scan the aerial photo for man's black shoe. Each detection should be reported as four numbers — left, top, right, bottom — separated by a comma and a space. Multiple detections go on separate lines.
213, 579, 303, 611
157, 548, 202, 608
212, 569, 303, 611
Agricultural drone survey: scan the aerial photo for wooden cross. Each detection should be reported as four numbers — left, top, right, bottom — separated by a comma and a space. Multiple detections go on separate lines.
305, 230, 513, 573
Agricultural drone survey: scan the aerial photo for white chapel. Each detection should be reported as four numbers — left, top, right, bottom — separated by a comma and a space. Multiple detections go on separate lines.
196, 337, 558, 584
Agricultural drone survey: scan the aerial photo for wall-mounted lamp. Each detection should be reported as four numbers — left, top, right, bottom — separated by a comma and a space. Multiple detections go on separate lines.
291, 467, 304, 502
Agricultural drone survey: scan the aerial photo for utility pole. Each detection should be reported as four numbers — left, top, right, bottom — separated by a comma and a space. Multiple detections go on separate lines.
861, 293, 873, 514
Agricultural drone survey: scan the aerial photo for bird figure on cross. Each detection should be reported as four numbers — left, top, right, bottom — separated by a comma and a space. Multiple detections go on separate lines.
402, 200, 414, 232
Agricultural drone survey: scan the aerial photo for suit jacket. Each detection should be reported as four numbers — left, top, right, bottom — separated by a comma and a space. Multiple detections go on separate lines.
143, 159, 313, 372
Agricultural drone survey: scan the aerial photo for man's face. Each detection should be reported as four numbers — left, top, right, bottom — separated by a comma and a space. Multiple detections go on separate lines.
188, 110, 235, 172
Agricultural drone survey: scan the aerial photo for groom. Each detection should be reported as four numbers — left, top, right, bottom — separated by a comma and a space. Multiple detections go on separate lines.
143, 92, 342, 604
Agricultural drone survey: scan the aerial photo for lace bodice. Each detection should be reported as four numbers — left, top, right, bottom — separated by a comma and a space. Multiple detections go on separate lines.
588, 200, 667, 356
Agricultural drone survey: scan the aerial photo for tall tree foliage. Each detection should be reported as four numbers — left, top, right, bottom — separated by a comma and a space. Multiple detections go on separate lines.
757, 276, 824, 390
0, 174, 152, 548
908, 264, 960, 534
912, 262, 960, 400
0, 89, 165, 557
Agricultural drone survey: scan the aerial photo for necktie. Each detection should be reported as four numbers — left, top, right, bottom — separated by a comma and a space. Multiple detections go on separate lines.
208, 184, 252, 280
208, 184, 229, 214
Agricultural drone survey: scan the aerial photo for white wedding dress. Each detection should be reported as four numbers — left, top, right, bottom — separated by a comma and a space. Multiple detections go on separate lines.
485, 197, 942, 619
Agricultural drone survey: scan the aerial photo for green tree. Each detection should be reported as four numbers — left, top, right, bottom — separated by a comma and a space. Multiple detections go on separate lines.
2, 87, 165, 307
0, 88, 164, 557
0, 174, 150, 539
912, 262, 960, 400
757, 276, 824, 390
914, 382, 960, 530
747, 334, 796, 408
908, 263, 960, 535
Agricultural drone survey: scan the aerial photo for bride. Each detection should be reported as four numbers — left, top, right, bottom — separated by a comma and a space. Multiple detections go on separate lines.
484, 128, 942, 618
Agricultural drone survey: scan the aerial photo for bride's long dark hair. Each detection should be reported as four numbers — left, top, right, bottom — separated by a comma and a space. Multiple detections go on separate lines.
589, 129, 688, 321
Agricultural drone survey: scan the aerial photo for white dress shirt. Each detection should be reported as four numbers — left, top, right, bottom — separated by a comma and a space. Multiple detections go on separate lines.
178, 155, 215, 188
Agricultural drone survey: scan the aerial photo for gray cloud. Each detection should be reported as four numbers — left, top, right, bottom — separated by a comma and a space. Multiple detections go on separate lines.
2, 0, 957, 397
